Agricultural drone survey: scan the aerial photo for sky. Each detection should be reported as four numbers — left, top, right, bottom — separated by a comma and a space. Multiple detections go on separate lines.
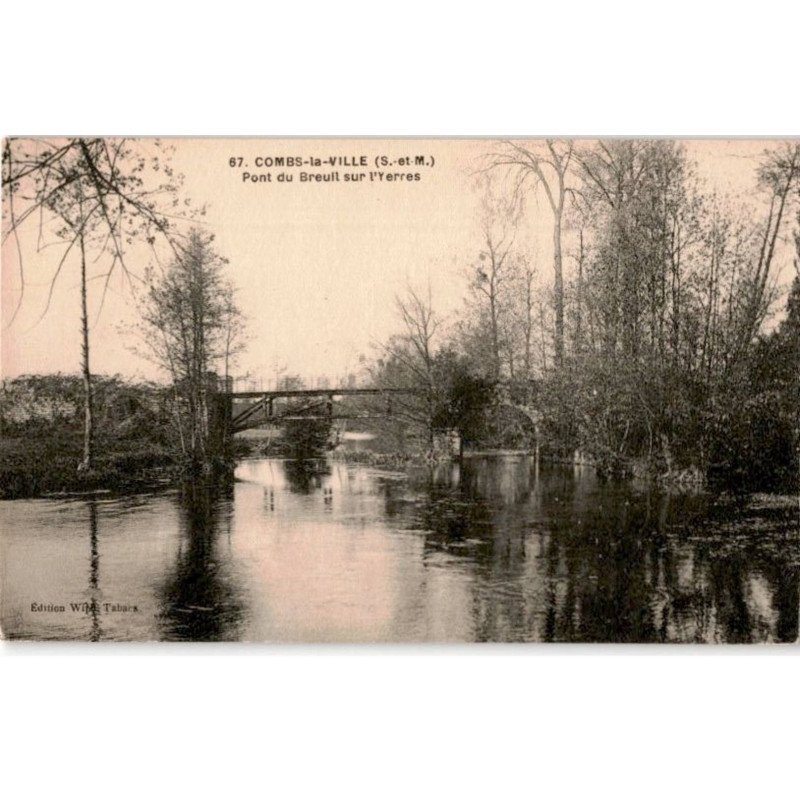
1, 138, 794, 387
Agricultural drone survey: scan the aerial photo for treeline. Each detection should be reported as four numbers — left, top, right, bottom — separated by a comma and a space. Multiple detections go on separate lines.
371, 141, 800, 491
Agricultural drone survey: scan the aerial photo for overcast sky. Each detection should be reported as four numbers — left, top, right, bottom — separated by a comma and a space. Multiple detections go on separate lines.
1, 138, 791, 386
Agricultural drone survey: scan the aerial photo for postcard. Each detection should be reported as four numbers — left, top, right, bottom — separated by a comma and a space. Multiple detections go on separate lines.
2, 137, 798, 642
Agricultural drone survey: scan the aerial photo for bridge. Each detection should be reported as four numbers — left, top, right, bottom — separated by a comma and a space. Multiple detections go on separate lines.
206, 377, 416, 455
226, 387, 413, 434
206, 373, 542, 460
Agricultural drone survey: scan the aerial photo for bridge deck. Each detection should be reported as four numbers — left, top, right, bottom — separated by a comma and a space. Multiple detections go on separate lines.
223, 387, 410, 399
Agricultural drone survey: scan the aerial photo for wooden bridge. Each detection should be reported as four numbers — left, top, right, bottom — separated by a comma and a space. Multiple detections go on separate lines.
205, 376, 416, 455
226, 387, 412, 434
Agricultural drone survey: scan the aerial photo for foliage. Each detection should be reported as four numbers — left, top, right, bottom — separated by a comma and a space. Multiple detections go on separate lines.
707, 272, 800, 492
430, 349, 497, 448
133, 228, 247, 471
0, 374, 177, 498
371, 141, 800, 491
1, 373, 170, 439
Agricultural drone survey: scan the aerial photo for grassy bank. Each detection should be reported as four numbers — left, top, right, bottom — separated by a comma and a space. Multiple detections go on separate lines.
0, 435, 180, 499
0, 374, 218, 499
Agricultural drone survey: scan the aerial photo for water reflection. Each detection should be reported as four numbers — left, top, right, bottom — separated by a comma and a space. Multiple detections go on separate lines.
87, 501, 101, 642
283, 458, 332, 495
1, 455, 797, 642
157, 481, 245, 642
379, 457, 799, 643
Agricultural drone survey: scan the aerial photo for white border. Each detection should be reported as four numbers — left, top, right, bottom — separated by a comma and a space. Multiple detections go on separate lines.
3, 2, 799, 798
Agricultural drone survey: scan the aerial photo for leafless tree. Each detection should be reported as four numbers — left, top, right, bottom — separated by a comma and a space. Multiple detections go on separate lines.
470, 178, 521, 378
733, 143, 800, 363
2, 137, 197, 471
369, 284, 441, 450
486, 139, 575, 367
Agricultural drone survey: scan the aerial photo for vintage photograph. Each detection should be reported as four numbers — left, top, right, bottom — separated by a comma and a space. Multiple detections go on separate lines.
1, 137, 798, 642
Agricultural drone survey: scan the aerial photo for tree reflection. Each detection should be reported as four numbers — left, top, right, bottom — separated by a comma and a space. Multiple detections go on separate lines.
390, 457, 800, 643
157, 480, 244, 641
774, 565, 800, 642
283, 458, 331, 495
87, 500, 101, 642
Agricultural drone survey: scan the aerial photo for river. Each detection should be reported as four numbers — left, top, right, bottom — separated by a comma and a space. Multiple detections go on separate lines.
1, 455, 798, 642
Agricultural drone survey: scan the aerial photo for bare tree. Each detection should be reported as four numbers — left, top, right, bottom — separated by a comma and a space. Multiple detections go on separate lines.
472, 182, 520, 378
487, 139, 574, 367
220, 290, 249, 384
733, 143, 800, 362
2, 137, 196, 471
370, 284, 441, 450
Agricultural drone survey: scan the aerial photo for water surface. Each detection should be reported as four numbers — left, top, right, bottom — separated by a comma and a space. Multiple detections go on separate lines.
2, 456, 798, 642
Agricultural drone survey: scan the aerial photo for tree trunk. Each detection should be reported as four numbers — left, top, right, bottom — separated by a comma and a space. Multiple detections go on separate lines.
489, 288, 501, 379
78, 232, 94, 472
523, 272, 533, 377
575, 229, 584, 356
553, 211, 565, 367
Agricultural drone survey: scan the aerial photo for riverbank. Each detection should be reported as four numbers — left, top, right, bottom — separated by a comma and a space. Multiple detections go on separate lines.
0, 436, 181, 499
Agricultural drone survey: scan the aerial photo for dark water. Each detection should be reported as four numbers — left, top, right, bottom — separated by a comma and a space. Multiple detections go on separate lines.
2, 456, 798, 642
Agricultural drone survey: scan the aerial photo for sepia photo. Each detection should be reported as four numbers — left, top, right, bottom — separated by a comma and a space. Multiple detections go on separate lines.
1, 137, 798, 642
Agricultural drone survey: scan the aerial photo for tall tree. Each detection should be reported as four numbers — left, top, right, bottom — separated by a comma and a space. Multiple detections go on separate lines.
488, 139, 574, 367
468, 179, 521, 379
370, 284, 441, 450
134, 229, 246, 470
2, 137, 194, 470
508, 253, 538, 379
733, 143, 800, 364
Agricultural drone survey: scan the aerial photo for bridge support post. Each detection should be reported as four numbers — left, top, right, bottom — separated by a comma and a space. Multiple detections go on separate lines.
207, 372, 233, 466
